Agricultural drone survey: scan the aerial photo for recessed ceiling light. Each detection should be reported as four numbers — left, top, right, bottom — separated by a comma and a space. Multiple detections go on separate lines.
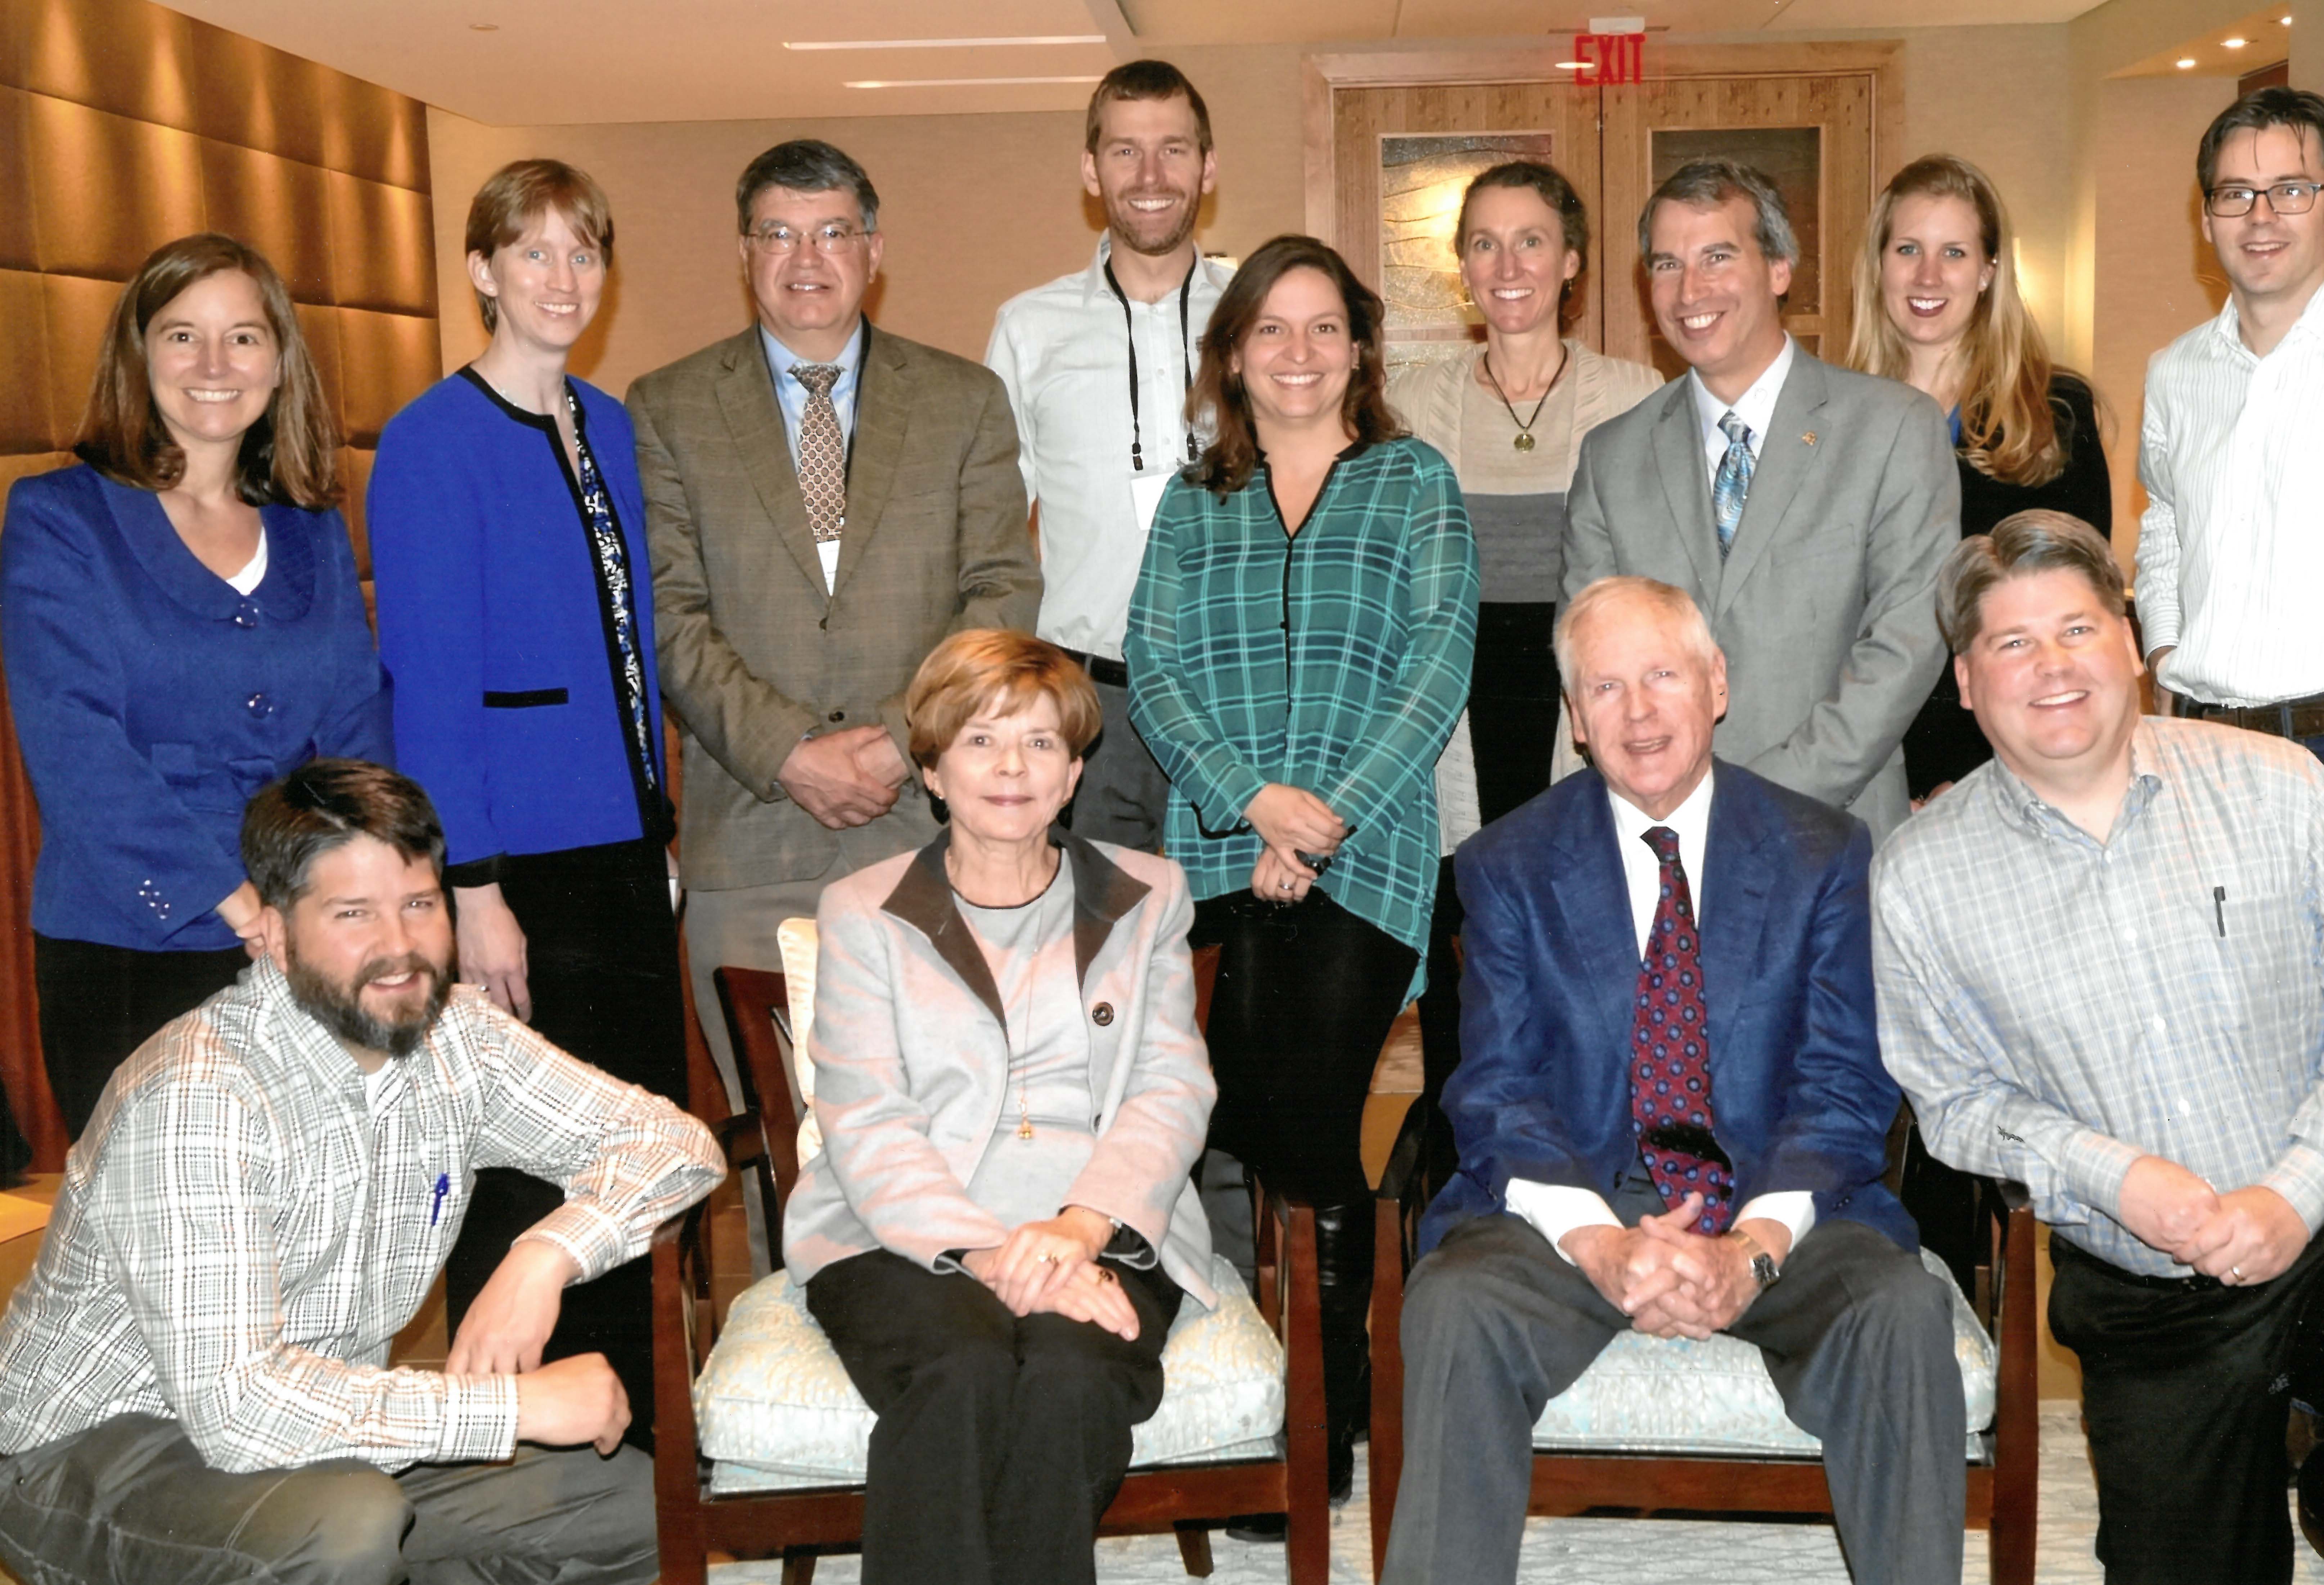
1554, 60, 1593, 69
788, 35, 1104, 50
843, 75, 1106, 89
469, 20, 498, 29
2176, 56, 2198, 67
2284, 14, 2295, 23
2223, 35, 2248, 47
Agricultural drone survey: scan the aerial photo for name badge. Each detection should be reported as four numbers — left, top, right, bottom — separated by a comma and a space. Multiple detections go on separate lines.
1129, 470, 1172, 538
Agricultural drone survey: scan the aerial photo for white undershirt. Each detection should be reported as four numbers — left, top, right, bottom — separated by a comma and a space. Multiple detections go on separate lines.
223, 529, 269, 597
1501, 768, 1816, 1265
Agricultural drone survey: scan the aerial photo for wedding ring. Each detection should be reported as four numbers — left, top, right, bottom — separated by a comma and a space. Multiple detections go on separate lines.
2232, 1264, 2244, 1280
1279, 879, 1292, 890
1095, 1266, 1118, 1284
1038, 1252, 1060, 1265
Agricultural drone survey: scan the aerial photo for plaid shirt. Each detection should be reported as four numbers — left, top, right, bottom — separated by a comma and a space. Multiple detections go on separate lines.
1126, 436, 1478, 989
1872, 717, 2324, 1276
0, 958, 720, 1473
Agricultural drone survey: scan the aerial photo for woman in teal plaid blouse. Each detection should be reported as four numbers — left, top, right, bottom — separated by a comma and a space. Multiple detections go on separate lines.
1127, 235, 1479, 1504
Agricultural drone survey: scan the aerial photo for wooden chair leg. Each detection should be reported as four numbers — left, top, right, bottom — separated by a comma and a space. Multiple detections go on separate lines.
1276, 1195, 1332, 1585
781, 1549, 818, 1585
1369, 1195, 1407, 1582
1173, 1522, 1216, 1577
1989, 1192, 2040, 1585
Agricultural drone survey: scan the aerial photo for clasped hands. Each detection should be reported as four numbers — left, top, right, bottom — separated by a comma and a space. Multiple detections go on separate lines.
1560, 1194, 1787, 1340
1244, 784, 1348, 903
781, 725, 911, 830
961, 1206, 1141, 1340
444, 1239, 629, 1456
2115, 1153, 2307, 1285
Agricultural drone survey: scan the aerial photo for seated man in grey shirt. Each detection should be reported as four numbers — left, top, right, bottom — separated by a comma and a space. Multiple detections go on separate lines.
1873, 509, 2324, 1585
0, 760, 723, 1585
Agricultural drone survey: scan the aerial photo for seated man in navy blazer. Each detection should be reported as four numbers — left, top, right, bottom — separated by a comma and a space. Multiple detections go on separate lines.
1382, 575, 1964, 1585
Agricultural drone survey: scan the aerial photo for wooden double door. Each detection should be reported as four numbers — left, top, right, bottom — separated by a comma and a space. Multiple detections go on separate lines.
1314, 45, 1894, 378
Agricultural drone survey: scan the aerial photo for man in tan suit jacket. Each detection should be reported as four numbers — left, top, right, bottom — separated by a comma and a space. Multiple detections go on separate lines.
629, 139, 1040, 1170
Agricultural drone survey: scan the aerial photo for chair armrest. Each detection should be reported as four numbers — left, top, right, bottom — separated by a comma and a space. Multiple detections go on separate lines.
1263, 1186, 1330, 1524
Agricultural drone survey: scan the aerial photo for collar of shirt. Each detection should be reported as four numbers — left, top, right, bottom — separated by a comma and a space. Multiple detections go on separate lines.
1977, 721, 2164, 849
2206, 276, 2324, 366
1607, 766, 1717, 957
1688, 334, 1796, 481
1080, 231, 1233, 310
760, 317, 867, 460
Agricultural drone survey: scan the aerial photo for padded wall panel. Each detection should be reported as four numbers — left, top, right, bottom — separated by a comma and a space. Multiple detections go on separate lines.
319, 71, 429, 194
338, 445, 374, 578
295, 301, 346, 432
0, 89, 35, 272
186, 22, 331, 173
326, 171, 435, 316
38, 275, 120, 452
26, 95, 206, 278
199, 140, 333, 303
0, 273, 53, 453
336, 309, 438, 448
13, 0, 196, 132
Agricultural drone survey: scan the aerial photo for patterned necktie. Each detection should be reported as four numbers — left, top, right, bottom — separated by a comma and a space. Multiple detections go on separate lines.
1712, 410, 1754, 558
1629, 825, 1730, 1234
793, 363, 846, 545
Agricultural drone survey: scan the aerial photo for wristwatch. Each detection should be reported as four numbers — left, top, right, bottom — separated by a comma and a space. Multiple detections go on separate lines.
1728, 1228, 1780, 1292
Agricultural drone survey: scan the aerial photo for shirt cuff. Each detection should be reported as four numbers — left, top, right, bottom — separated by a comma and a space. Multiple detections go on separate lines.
2061, 1126, 2148, 1221
516, 1203, 627, 1285
2262, 1142, 2324, 1235
437, 1371, 521, 1463
1733, 1191, 1816, 1258
1504, 1179, 1620, 1265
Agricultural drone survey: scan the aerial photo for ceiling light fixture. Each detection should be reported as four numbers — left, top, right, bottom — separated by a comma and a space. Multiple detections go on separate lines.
469, 21, 498, 30
2176, 55, 2198, 67
1554, 60, 1593, 69
788, 35, 1104, 50
2223, 35, 2248, 47
2284, 14, 2296, 23
844, 75, 1105, 88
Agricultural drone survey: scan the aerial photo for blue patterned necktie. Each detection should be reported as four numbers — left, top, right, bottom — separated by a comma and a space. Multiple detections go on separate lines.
1712, 410, 1755, 558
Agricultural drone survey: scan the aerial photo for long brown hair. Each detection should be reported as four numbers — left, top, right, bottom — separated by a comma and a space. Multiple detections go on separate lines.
1187, 234, 1404, 497
76, 233, 340, 509
1846, 155, 2072, 488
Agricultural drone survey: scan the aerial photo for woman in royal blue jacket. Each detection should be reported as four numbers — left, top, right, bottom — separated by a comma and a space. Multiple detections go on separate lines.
1, 234, 391, 1140
366, 160, 679, 1445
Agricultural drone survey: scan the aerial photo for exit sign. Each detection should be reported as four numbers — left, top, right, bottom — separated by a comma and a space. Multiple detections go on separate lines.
1572, 30, 1645, 84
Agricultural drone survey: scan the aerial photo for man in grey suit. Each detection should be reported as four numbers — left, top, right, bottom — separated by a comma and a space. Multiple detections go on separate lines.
629, 139, 1041, 1162
1564, 160, 1956, 841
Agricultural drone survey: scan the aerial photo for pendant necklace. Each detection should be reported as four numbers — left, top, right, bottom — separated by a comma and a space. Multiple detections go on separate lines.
1482, 343, 1567, 453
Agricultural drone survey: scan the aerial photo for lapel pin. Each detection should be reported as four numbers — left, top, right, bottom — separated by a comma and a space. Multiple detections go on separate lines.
1801, 431, 1818, 446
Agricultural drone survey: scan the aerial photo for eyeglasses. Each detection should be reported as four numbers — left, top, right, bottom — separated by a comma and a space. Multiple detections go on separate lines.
744, 223, 870, 254
2205, 181, 2322, 217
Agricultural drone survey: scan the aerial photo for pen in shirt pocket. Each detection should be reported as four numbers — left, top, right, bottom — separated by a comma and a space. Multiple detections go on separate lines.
429, 1172, 451, 1226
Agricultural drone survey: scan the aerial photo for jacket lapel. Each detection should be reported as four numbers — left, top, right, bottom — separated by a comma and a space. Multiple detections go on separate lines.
1697, 765, 1773, 1068
1714, 352, 1830, 619
1546, 775, 1650, 1063
1062, 830, 1151, 990
712, 329, 830, 597
1648, 382, 1722, 597
830, 322, 908, 600
879, 832, 1007, 1031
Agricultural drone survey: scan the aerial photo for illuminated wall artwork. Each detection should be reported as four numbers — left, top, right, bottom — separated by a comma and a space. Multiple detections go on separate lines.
1379, 132, 1559, 336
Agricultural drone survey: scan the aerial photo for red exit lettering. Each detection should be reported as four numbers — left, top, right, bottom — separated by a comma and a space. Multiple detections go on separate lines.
1572, 32, 1645, 85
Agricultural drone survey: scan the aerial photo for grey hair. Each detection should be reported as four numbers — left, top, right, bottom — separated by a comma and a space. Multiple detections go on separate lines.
1935, 510, 2124, 652
736, 139, 880, 234
1555, 575, 1722, 691
1638, 159, 1798, 266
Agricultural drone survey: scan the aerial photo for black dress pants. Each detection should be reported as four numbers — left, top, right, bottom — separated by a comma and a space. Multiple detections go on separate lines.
34, 934, 248, 1140
2049, 1233, 2324, 1585
805, 1249, 1180, 1585
442, 836, 686, 1452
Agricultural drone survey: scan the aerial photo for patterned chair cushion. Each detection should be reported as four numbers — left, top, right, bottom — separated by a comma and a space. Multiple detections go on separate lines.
1530, 1248, 1998, 1459
697, 1254, 1285, 1495
774, 917, 821, 1164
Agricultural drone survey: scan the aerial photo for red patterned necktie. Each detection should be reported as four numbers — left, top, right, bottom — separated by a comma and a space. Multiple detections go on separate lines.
1629, 825, 1730, 1234
793, 363, 846, 545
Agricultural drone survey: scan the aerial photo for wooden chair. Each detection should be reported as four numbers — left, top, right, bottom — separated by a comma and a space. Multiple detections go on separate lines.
1364, 1117, 2040, 1584
651, 949, 1332, 1585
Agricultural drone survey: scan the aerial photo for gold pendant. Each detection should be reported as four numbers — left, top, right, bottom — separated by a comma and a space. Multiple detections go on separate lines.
1513, 432, 1536, 453
1017, 1115, 1035, 1141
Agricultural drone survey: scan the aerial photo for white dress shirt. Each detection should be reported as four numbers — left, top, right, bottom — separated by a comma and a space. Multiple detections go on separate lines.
986, 237, 1233, 660
760, 319, 868, 593
1687, 335, 1795, 486
2137, 286, 2324, 706
1503, 767, 1818, 1264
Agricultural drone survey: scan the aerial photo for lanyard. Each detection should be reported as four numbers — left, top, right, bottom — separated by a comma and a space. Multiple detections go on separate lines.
1103, 255, 1199, 471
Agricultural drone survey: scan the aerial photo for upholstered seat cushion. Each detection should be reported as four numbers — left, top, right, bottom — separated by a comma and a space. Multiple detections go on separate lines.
1531, 1248, 1998, 1459
698, 1254, 1285, 1495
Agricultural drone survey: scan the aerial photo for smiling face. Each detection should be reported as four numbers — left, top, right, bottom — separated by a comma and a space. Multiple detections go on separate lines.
1646, 193, 1793, 402
1565, 592, 1728, 821
470, 205, 604, 357
741, 184, 883, 360
143, 269, 282, 454
1231, 266, 1356, 439
1460, 183, 1582, 341
922, 692, 1085, 851
1880, 190, 1993, 360
270, 834, 454, 1062
1955, 566, 2143, 795
2203, 123, 2324, 320
1084, 92, 1215, 259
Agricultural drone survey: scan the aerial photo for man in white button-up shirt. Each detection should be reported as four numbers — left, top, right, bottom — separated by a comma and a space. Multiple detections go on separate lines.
986, 62, 1232, 852
2139, 89, 2324, 746
1382, 577, 1962, 1585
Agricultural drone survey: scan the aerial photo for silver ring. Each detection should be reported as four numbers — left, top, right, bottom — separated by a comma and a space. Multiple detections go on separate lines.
2232, 1264, 2244, 1280
1038, 1252, 1060, 1265
1279, 880, 1292, 890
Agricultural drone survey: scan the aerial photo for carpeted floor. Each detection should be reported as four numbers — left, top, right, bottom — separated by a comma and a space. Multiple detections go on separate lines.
706, 1404, 2324, 1583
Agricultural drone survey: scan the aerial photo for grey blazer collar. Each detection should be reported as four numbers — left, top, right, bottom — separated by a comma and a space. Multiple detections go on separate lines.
880, 827, 1153, 1030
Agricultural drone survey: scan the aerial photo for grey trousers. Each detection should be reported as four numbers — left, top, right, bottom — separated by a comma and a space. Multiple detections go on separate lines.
1064, 676, 1171, 854
0, 1414, 656, 1585
1382, 1210, 1965, 1585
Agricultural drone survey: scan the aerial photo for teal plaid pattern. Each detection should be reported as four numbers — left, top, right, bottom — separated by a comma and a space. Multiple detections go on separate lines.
1712, 409, 1753, 556
1126, 437, 1479, 997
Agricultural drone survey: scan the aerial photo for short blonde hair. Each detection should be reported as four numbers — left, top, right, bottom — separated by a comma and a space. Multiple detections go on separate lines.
904, 630, 1102, 771
464, 159, 614, 333
1554, 575, 1720, 691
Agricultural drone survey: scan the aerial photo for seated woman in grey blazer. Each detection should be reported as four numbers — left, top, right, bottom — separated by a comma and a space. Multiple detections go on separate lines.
780, 628, 1218, 1585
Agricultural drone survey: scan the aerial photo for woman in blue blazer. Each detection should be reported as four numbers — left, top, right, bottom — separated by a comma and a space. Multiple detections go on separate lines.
367, 160, 679, 1445
1, 234, 392, 1140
